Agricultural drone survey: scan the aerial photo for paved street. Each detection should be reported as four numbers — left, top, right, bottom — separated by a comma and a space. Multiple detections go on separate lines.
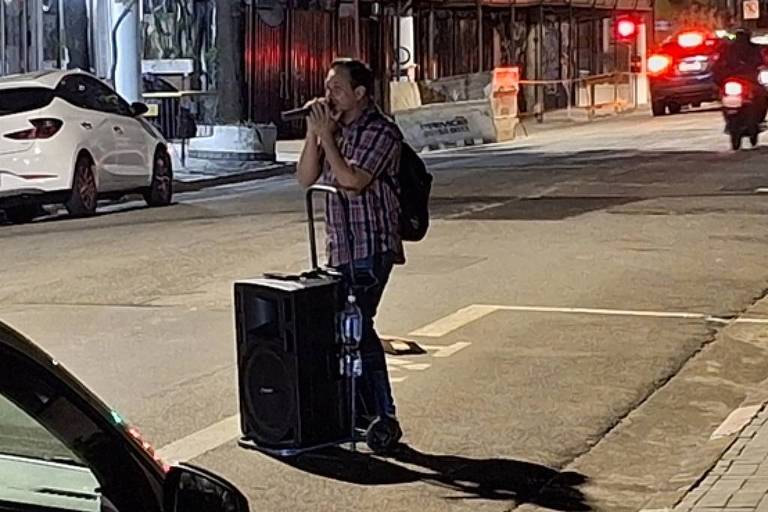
4, 109, 768, 511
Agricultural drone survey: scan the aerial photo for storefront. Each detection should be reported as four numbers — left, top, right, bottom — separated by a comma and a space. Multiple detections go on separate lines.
0, 0, 90, 76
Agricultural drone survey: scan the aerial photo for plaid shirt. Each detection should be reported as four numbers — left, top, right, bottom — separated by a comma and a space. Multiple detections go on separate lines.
321, 105, 404, 267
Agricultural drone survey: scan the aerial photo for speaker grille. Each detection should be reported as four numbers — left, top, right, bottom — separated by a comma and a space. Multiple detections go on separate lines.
244, 344, 296, 444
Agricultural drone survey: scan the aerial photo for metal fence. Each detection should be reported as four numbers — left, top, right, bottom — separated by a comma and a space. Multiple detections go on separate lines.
141, 90, 218, 164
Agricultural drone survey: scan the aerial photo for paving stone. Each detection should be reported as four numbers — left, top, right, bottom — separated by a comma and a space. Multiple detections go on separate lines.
756, 494, 768, 511
717, 479, 748, 490
727, 490, 765, 507
676, 496, 700, 510
750, 431, 768, 449
741, 426, 761, 438
728, 465, 760, 477
737, 456, 768, 465
726, 441, 750, 460
720, 477, 748, 483
701, 476, 722, 488
697, 489, 736, 508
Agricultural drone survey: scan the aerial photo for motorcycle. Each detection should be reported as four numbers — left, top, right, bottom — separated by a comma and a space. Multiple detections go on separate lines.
721, 70, 768, 150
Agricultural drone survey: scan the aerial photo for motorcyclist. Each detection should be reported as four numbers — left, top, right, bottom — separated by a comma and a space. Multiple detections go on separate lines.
714, 28, 767, 120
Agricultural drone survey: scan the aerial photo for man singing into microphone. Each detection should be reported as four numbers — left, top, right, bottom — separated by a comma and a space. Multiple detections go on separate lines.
296, 58, 404, 453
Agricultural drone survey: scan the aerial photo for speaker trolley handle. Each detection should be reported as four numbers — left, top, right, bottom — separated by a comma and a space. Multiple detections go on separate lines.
306, 184, 362, 450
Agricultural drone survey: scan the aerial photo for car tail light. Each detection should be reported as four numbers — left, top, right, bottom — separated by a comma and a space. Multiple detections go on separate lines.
127, 425, 171, 473
648, 54, 672, 75
724, 81, 743, 96
4, 118, 63, 140
678, 31, 705, 48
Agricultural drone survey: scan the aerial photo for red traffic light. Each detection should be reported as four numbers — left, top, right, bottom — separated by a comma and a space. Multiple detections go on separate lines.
615, 16, 639, 43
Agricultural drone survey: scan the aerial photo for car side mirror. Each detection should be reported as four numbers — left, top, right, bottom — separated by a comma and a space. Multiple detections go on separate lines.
164, 464, 249, 512
131, 101, 149, 117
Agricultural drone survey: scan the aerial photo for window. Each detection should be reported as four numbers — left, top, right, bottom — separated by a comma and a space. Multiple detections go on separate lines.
0, 87, 55, 116
56, 75, 92, 110
0, 345, 162, 512
56, 75, 132, 116
0, 375, 102, 511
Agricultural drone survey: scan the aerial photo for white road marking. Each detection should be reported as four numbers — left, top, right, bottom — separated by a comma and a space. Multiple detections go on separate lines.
156, 351, 414, 463
430, 342, 472, 358
409, 305, 498, 337
158, 415, 240, 463
387, 340, 412, 352
710, 405, 763, 439
386, 358, 431, 370
445, 202, 506, 219
402, 363, 431, 371
730, 317, 768, 324
409, 304, 768, 338
493, 305, 711, 320
386, 358, 415, 366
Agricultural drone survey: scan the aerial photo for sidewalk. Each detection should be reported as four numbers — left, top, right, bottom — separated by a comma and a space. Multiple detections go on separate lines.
674, 405, 768, 511
171, 146, 297, 192
639, 294, 768, 512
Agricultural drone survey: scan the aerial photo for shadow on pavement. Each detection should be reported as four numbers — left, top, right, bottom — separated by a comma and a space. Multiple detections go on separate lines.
273, 443, 591, 511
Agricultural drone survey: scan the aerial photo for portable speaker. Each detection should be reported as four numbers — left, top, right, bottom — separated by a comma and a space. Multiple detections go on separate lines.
234, 274, 350, 450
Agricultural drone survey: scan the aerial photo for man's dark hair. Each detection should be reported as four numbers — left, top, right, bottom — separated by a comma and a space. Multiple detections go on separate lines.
331, 58, 375, 97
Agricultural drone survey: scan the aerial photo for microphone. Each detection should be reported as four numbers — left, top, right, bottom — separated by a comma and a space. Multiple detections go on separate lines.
280, 106, 311, 122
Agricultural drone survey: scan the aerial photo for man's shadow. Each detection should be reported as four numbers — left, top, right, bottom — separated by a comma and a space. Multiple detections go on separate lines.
270, 443, 591, 511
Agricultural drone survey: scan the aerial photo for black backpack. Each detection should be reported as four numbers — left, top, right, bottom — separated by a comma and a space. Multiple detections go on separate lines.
384, 142, 433, 242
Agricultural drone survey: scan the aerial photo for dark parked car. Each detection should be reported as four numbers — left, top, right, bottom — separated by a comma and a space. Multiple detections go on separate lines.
0, 319, 249, 512
648, 31, 725, 116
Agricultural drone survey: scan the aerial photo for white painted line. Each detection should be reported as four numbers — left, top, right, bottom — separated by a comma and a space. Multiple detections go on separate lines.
158, 367, 413, 463
493, 304, 709, 320
431, 342, 472, 358
388, 340, 412, 352
732, 317, 768, 325
409, 303, 768, 339
158, 415, 240, 463
445, 202, 506, 219
710, 405, 762, 440
756, 187, 768, 193
409, 305, 498, 338
402, 363, 431, 371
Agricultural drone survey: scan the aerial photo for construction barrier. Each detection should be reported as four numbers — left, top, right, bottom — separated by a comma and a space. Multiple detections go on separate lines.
390, 68, 647, 151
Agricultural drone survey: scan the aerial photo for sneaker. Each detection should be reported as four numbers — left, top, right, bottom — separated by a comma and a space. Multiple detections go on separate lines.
365, 416, 403, 454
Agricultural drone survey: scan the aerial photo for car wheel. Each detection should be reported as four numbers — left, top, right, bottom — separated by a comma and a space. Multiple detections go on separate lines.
652, 101, 666, 116
65, 154, 97, 217
668, 103, 682, 115
750, 132, 759, 147
731, 132, 742, 150
143, 149, 173, 207
3, 204, 43, 224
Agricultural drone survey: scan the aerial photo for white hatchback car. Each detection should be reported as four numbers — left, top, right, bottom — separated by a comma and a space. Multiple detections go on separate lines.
0, 70, 172, 223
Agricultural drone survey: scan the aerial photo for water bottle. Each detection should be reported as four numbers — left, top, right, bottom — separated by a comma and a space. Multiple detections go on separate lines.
341, 294, 363, 346
352, 352, 363, 377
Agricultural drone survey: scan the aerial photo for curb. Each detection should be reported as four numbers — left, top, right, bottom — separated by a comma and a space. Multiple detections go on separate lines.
173, 162, 296, 193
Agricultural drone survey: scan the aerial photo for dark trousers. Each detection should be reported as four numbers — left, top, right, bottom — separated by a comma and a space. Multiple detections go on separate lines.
336, 251, 397, 422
